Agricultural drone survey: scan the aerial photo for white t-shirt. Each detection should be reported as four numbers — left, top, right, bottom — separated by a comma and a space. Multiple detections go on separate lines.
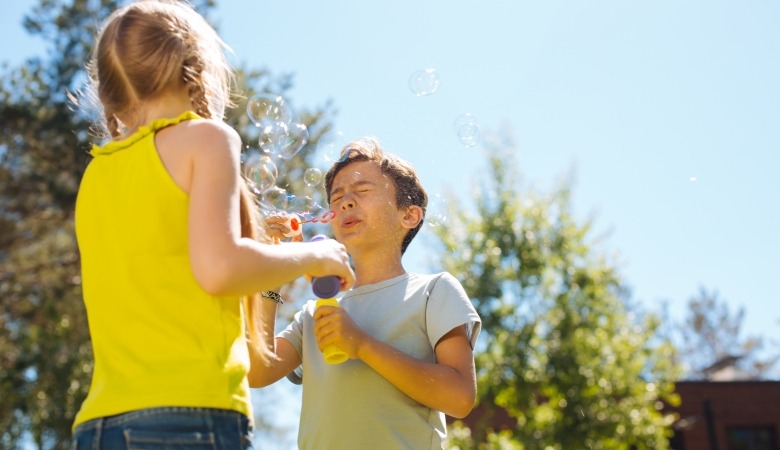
278, 272, 481, 450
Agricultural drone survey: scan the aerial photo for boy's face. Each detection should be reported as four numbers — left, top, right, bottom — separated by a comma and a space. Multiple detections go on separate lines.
328, 161, 409, 254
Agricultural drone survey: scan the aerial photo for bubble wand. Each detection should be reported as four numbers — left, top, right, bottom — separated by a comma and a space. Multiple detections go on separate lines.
279, 210, 337, 238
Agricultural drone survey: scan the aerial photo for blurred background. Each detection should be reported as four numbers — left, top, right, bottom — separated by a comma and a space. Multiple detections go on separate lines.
1, 1, 778, 449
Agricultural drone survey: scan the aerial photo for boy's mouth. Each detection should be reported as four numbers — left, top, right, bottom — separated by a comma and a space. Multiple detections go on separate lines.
341, 215, 360, 228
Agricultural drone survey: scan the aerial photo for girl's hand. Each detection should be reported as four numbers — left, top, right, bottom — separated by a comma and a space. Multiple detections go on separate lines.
265, 212, 303, 243
305, 238, 354, 291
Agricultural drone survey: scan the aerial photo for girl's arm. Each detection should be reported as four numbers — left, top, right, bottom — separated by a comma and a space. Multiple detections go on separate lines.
181, 119, 353, 296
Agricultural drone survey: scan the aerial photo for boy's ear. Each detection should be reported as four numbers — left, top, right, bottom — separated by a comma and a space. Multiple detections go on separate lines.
401, 205, 424, 230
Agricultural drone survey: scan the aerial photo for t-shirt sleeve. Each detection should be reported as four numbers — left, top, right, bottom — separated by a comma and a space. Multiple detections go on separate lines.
277, 303, 309, 359
426, 272, 482, 350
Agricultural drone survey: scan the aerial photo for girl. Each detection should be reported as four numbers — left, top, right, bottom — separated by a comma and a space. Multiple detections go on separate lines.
72, 1, 354, 448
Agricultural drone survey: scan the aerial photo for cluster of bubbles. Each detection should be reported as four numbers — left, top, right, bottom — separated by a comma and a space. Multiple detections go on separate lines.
247, 94, 309, 161
244, 95, 301, 194
258, 189, 330, 225
243, 66, 472, 232
408, 68, 480, 148
242, 95, 363, 232
244, 93, 329, 224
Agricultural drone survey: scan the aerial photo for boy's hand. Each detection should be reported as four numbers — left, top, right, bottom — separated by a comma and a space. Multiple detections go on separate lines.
313, 306, 367, 359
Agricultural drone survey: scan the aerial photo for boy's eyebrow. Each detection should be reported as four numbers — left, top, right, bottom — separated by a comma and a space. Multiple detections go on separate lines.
330, 180, 376, 197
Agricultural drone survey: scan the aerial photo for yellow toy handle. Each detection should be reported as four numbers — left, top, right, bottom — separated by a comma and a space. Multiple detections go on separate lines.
315, 299, 349, 364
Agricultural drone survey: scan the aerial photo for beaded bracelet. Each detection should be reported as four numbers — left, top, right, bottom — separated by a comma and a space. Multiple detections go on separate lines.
260, 291, 283, 304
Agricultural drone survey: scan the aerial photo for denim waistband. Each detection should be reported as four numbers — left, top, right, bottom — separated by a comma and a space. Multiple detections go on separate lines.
74, 407, 249, 433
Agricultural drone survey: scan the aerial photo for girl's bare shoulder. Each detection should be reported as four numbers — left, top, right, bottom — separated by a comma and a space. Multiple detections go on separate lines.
161, 118, 242, 155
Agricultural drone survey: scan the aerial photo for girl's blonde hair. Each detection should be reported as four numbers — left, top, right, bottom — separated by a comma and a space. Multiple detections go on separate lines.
89, 0, 232, 138
88, 1, 274, 348
89, 0, 267, 238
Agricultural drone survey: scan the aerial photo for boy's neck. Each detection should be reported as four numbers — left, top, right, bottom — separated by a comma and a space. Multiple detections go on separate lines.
351, 252, 406, 288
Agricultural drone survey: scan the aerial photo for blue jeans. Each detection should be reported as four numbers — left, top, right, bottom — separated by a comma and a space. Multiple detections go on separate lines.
71, 407, 254, 450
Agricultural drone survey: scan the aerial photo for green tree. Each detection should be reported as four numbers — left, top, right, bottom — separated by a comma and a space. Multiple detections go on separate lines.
431, 130, 681, 449
0, 1, 334, 448
674, 287, 779, 380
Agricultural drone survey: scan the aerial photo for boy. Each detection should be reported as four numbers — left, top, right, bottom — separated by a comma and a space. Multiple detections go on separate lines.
252, 137, 481, 449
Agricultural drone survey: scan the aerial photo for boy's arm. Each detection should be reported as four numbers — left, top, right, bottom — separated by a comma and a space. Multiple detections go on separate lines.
246, 293, 302, 388
247, 337, 301, 387
245, 217, 306, 387
314, 308, 477, 418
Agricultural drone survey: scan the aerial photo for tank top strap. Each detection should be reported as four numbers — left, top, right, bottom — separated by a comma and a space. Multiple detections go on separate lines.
90, 111, 202, 156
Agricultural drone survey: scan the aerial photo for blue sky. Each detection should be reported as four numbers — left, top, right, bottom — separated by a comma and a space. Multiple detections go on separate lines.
2, 0, 779, 446
220, 0, 780, 346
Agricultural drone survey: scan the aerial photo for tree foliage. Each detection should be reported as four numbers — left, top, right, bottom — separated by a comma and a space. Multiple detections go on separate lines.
674, 287, 779, 380
0, 1, 334, 448
432, 130, 681, 449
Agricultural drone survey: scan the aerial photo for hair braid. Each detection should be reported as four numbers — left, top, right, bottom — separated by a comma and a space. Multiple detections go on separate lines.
182, 56, 210, 118
105, 111, 121, 139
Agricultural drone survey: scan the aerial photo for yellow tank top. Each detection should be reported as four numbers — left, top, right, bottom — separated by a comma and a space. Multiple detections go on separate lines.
73, 112, 251, 428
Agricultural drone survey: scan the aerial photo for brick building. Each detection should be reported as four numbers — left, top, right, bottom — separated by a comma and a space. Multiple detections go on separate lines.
451, 358, 780, 449
671, 380, 780, 450
451, 379, 780, 449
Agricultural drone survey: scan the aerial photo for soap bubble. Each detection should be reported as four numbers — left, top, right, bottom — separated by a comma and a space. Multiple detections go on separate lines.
453, 113, 477, 132
285, 194, 309, 213
317, 129, 347, 164
304, 203, 328, 222
259, 186, 289, 212
303, 167, 323, 187
409, 68, 440, 96
426, 193, 449, 228
278, 122, 309, 160
243, 152, 277, 192
285, 195, 327, 224
258, 121, 308, 160
457, 123, 480, 147
247, 94, 291, 128
257, 122, 286, 155
453, 113, 480, 147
